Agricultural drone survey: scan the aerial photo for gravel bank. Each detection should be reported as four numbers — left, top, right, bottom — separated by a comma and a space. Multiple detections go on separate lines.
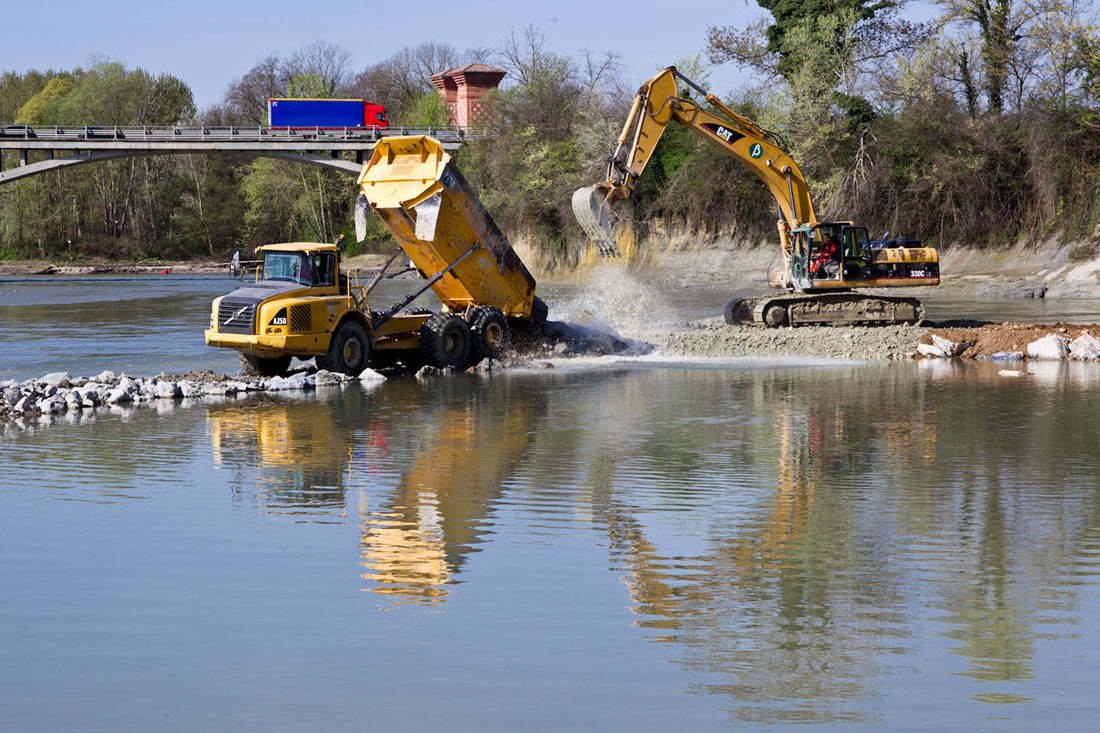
650, 318, 929, 361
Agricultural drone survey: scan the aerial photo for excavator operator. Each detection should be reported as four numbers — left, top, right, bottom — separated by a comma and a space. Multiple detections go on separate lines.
810, 235, 839, 278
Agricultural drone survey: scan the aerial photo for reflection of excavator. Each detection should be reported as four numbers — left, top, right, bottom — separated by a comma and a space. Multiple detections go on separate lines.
573, 66, 940, 327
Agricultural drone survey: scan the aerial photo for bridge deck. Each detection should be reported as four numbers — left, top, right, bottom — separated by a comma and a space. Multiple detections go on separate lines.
0, 125, 490, 183
0, 124, 485, 150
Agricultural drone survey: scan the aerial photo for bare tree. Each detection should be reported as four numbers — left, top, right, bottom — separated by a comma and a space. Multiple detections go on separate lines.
219, 55, 289, 125
349, 42, 493, 124
286, 39, 355, 97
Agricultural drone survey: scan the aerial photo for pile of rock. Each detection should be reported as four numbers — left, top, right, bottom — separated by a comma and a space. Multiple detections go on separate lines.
0, 368, 383, 424
918, 331, 1100, 361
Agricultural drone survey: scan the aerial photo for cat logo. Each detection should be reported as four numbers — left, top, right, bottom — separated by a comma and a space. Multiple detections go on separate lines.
701, 122, 743, 146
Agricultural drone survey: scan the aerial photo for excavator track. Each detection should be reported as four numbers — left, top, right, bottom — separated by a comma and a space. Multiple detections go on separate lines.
725, 292, 924, 328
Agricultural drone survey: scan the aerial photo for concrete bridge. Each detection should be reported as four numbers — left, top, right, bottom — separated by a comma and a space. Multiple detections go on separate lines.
0, 125, 489, 184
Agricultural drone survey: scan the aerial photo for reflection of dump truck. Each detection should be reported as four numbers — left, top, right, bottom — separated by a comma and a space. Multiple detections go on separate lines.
573, 66, 939, 327
205, 136, 547, 376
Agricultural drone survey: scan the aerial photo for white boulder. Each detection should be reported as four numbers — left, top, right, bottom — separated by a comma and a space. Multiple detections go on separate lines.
358, 368, 386, 384
105, 387, 132, 404
917, 342, 947, 358
1026, 334, 1071, 360
155, 381, 181, 399
178, 380, 202, 398
39, 371, 71, 386
931, 335, 969, 356
36, 395, 67, 414
1069, 332, 1100, 360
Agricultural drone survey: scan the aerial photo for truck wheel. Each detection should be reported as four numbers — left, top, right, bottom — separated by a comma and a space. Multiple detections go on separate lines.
469, 306, 510, 362
419, 312, 471, 369
240, 353, 291, 377
319, 319, 370, 376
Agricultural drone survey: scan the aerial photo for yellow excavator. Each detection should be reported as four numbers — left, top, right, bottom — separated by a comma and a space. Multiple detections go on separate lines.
573, 66, 940, 327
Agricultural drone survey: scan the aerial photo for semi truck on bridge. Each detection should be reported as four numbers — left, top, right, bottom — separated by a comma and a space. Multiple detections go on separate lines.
268, 98, 389, 129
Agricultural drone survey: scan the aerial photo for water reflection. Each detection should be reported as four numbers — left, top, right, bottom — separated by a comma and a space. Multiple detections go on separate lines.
352, 378, 538, 604
205, 378, 540, 604
198, 362, 1100, 723
208, 395, 348, 521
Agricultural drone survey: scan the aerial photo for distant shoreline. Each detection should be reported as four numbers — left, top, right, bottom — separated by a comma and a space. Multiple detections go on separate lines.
0, 260, 228, 276
0, 252, 393, 277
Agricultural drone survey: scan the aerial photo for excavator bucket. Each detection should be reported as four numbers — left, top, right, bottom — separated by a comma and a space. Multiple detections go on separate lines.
572, 185, 620, 257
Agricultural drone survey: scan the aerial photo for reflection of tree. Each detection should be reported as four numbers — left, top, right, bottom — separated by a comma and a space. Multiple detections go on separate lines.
578, 364, 1100, 722
563, 370, 900, 724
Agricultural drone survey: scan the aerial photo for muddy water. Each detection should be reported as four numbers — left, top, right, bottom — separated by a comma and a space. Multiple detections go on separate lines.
3, 276, 1100, 730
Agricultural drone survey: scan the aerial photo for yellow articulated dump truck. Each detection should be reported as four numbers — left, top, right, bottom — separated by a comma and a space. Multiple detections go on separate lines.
205, 136, 547, 377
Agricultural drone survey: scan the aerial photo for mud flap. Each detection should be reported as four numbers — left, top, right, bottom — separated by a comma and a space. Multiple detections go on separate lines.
354, 194, 370, 243
571, 185, 620, 257
413, 192, 443, 242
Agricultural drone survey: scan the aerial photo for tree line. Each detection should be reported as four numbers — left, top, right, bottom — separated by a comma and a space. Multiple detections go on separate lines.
3, 2, 1100, 265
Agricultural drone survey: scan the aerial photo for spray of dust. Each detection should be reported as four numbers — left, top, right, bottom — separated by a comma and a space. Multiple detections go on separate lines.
552, 263, 682, 341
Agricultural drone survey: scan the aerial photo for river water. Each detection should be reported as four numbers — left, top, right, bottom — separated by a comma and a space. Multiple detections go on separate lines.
3, 275, 1100, 730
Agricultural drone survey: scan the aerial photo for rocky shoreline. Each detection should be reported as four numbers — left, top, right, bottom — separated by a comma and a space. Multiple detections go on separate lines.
0, 368, 378, 426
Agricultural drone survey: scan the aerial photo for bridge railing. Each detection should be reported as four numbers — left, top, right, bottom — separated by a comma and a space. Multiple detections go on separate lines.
0, 124, 493, 143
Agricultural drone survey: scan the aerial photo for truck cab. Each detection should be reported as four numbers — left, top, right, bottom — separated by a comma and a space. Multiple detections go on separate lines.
205, 242, 378, 376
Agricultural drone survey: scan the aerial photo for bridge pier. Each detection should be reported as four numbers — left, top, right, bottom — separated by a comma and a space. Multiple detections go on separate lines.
20, 149, 27, 167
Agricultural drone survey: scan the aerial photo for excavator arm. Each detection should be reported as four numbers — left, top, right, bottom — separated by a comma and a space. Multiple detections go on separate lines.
573, 66, 816, 258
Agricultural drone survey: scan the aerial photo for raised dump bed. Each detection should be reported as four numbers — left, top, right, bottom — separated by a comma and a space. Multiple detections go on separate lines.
356, 135, 539, 320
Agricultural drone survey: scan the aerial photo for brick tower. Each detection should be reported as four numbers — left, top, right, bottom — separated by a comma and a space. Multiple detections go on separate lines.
430, 63, 507, 129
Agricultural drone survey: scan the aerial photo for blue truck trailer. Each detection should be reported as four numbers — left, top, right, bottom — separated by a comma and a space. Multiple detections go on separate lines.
268, 98, 389, 129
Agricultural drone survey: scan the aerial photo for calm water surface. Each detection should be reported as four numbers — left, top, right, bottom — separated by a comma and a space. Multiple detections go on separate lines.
3, 276, 1100, 730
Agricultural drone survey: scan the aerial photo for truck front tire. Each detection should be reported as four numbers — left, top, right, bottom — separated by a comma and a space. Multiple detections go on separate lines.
318, 319, 370, 376
420, 312, 471, 369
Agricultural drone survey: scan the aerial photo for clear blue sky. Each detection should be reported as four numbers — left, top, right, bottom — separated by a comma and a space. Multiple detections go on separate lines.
7, 0, 776, 109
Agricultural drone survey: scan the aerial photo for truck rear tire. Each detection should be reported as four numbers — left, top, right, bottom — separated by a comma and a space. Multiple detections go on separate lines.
420, 312, 471, 369
318, 319, 370, 376
469, 305, 510, 362
240, 353, 291, 377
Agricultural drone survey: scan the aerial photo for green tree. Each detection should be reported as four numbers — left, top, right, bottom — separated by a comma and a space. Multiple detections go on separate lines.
14, 76, 73, 123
